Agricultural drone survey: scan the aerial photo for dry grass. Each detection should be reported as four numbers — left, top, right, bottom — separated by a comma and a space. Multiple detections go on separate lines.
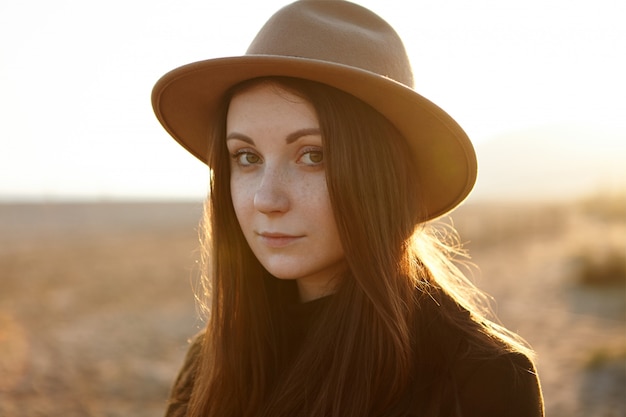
0, 198, 624, 416
572, 249, 626, 287
583, 344, 626, 370
578, 191, 626, 222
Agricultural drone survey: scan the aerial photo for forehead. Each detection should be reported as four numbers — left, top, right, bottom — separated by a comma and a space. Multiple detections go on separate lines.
226, 82, 318, 133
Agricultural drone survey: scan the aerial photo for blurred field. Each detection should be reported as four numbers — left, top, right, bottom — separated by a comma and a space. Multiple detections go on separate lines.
0, 198, 624, 417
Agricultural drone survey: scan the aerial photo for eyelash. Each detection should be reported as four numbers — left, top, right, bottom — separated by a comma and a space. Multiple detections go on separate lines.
298, 146, 324, 165
229, 147, 324, 167
230, 149, 260, 167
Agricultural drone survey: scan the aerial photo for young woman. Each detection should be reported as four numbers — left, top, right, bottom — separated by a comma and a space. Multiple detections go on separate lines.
152, 1, 544, 416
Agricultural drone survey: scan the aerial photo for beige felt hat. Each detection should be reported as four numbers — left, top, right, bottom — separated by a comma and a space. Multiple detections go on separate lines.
152, 0, 477, 220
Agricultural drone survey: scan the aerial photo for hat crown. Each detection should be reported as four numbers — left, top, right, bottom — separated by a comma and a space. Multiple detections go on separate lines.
246, 0, 414, 88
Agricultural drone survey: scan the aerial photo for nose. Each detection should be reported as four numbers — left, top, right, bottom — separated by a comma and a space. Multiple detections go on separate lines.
253, 166, 290, 214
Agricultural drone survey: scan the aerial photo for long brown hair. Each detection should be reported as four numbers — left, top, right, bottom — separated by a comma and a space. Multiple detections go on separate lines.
188, 77, 532, 417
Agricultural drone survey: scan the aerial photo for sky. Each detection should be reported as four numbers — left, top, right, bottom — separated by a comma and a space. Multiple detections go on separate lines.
1, 0, 624, 202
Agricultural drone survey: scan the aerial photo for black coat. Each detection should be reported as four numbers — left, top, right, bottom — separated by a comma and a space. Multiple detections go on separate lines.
164, 296, 544, 417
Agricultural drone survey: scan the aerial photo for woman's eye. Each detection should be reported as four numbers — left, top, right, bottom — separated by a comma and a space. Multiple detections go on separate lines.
300, 149, 324, 165
232, 151, 261, 166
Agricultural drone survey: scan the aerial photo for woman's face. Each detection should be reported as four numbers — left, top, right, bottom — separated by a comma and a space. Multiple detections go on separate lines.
226, 82, 345, 302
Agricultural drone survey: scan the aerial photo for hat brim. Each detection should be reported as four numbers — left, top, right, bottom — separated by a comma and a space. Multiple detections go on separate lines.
152, 55, 477, 221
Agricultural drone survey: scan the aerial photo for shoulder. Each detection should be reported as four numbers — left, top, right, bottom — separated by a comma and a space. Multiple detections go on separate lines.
413, 295, 544, 416
164, 331, 205, 417
453, 350, 545, 417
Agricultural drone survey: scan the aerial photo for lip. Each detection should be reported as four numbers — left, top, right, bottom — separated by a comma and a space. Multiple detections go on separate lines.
257, 231, 303, 248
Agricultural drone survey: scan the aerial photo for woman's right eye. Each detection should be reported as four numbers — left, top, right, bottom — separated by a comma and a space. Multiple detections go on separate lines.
231, 151, 261, 167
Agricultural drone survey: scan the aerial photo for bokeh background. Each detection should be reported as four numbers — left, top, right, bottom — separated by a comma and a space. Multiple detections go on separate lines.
1, 1, 624, 416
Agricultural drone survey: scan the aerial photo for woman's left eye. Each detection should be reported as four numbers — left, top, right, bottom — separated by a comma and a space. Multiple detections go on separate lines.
299, 148, 324, 165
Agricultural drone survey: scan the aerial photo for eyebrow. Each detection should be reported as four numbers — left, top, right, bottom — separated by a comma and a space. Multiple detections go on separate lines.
226, 127, 321, 145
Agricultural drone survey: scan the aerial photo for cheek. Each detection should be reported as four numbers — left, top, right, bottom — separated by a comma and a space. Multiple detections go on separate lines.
310, 177, 331, 208
304, 179, 335, 220
230, 177, 252, 219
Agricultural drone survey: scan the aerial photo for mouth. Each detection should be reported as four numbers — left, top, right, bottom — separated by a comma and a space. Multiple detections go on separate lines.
256, 231, 303, 248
